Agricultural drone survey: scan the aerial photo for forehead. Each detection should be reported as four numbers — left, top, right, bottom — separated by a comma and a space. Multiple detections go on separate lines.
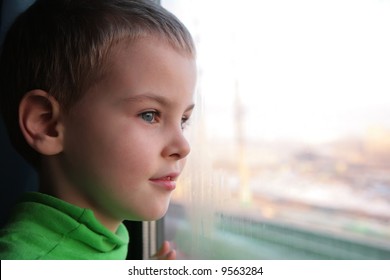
104, 36, 196, 89
72, 36, 197, 111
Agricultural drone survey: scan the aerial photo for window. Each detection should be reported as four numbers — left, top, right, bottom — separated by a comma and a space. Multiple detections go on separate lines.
162, 0, 390, 259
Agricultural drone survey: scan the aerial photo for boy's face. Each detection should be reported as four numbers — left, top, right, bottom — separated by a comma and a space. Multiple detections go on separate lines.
60, 38, 196, 227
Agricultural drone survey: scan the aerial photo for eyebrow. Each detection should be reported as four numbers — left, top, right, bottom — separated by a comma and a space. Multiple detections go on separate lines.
125, 93, 195, 112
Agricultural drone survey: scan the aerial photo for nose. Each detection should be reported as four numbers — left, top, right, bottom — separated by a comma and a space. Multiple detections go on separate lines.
162, 126, 191, 160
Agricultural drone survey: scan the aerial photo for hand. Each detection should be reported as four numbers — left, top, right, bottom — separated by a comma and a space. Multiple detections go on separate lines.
150, 241, 176, 260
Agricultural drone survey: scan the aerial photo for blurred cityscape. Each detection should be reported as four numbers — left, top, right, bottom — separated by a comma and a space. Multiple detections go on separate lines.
167, 127, 390, 259
172, 125, 390, 247
163, 0, 390, 258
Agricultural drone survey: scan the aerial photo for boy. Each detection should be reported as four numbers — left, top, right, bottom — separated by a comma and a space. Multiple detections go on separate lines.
0, 0, 196, 259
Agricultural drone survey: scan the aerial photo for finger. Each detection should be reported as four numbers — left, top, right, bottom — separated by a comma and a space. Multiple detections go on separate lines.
150, 241, 175, 260
164, 249, 176, 260
155, 241, 170, 257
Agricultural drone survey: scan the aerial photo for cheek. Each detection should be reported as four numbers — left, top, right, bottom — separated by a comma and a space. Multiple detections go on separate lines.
64, 109, 159, 180
63, 117, 113, 177
72, 131, 153, 180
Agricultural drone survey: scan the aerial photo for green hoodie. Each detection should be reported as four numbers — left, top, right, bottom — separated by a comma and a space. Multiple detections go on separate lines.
0, 192, 129, 260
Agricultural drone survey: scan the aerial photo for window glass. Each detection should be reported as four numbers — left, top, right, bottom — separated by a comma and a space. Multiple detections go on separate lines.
162, 0, 390, 259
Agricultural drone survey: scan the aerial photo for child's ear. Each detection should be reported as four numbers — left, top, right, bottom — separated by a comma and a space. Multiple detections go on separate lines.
19, 90, 64, 155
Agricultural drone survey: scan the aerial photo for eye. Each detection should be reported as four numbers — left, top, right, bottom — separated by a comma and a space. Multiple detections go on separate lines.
181, 115, 191, 130
139, 111, 159, 124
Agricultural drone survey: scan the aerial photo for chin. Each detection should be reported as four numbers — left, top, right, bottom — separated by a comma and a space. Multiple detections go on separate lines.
144, 209, 168, 221
130, 204, 170, 222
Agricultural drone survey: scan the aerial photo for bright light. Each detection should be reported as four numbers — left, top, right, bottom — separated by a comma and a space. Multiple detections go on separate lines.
164, 0, 390, 143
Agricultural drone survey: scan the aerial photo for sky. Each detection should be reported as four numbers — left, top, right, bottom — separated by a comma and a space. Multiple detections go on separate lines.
162, 0, 390, 143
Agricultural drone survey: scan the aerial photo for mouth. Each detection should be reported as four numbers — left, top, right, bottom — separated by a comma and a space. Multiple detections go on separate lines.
149, 173, 179, 191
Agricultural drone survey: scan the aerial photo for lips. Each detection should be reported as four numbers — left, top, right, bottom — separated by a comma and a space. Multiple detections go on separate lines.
159, 176, 174, 181
149, 173, 179, 191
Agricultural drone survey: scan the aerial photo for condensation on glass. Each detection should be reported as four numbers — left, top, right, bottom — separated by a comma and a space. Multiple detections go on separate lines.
162, 0, 390, 259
